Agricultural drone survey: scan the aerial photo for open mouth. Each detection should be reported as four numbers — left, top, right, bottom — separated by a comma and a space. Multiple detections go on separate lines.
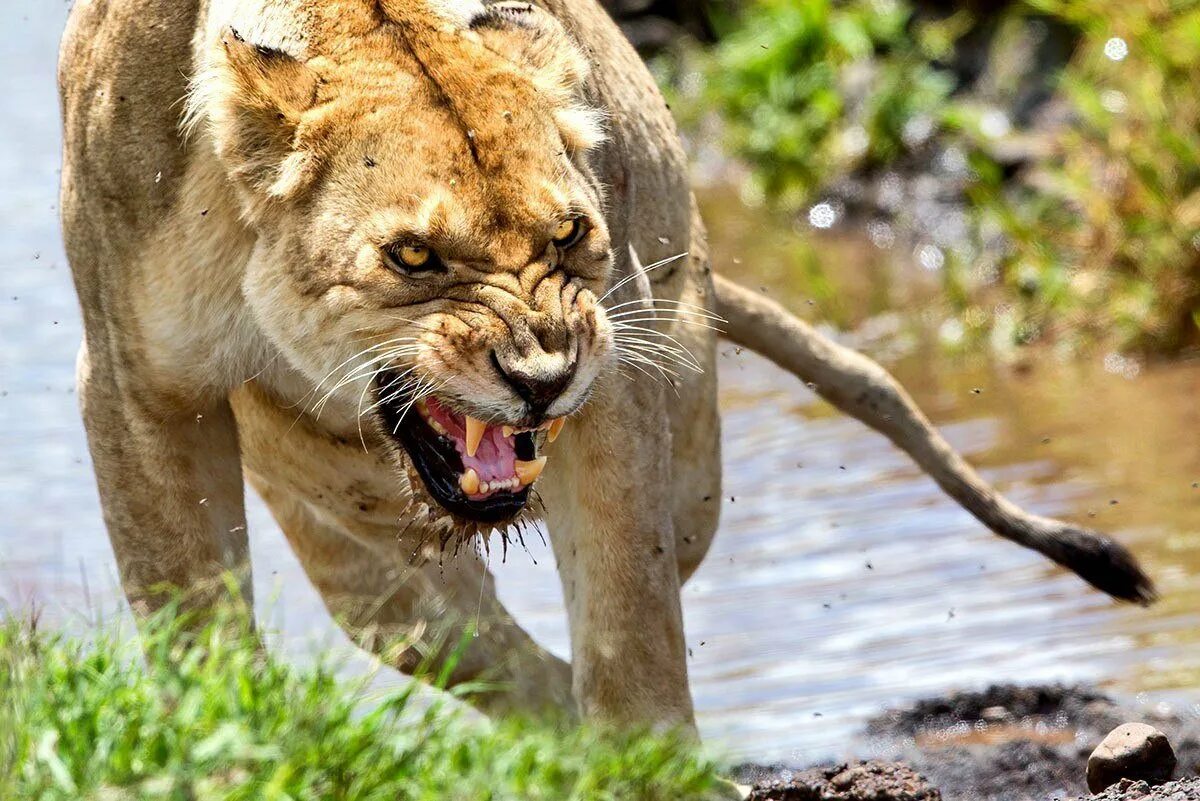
374, 370, 564, 524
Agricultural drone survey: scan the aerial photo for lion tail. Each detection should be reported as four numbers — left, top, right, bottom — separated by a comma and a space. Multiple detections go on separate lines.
712, 274, 1156, 605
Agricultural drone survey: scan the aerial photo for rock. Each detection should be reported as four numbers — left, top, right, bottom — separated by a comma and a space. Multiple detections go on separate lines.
747, 760, 940, 801
1087, 723, 1177, 794
1071, 775, 1200, 801
981, 705, 1011, 723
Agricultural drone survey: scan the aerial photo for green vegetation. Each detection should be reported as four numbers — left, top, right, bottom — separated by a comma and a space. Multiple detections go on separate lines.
672, 0, 955, 207
0, 606, 723, 800
661, 0, 1200, 354
969, 0, 1200, 353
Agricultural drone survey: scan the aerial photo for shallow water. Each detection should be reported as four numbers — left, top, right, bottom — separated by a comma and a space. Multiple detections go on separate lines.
2, 5, 1199, 765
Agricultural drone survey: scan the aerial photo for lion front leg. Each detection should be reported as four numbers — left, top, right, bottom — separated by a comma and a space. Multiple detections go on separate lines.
76, 341, 252, 617
540, 372, 695, 731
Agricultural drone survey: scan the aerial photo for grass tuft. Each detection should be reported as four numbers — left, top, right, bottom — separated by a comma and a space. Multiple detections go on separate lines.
0, 604, 723, 800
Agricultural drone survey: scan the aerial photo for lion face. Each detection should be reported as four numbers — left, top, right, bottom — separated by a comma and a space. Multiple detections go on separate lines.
193, 1, 616, 526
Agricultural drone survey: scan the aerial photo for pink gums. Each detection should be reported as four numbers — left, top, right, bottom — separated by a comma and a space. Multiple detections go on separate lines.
423, 396, 517, 496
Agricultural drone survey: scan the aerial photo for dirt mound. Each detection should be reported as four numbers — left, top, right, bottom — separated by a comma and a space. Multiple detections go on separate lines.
741, 685, 1200, 801
1080, 776, 1200, 801
747, 761, 941, 801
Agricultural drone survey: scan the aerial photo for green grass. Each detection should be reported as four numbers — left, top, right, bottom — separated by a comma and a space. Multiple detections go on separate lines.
0, 605, 724, 800
659, 0, 1200, 355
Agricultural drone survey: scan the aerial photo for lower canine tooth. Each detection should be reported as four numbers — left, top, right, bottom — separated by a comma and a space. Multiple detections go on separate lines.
460, 468, 480, 495
514, 456, 547, 486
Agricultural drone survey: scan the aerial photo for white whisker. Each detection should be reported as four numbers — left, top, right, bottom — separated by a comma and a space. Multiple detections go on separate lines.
610, 315, 725, 334
597, 252, 688, 305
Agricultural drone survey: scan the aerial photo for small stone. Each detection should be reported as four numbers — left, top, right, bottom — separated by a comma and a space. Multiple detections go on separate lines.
1087, 723, 1176, 793
981, 705, 1010, 722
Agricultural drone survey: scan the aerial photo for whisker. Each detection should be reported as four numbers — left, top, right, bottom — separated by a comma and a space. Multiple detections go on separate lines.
612, 324, 704, 363
604, 298, 725, 321
311, 345, 424, 417
305, 339, 422, 412
614, 340, 704, 374
597, 252, 688, 305
612, 334, 701, 366
616, 350, 682, 381
610, 315, 726, 334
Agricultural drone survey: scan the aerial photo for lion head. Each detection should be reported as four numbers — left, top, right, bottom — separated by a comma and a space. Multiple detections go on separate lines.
188, 1, 615, 528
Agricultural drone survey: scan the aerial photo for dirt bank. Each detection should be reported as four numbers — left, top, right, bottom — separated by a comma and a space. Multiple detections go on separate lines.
739, 685, 1200, 801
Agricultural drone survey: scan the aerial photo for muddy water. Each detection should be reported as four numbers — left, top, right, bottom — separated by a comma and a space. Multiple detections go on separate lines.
2, 6, 1199, 765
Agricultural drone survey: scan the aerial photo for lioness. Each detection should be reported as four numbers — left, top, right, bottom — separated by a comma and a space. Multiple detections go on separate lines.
59, 0, 1153, 730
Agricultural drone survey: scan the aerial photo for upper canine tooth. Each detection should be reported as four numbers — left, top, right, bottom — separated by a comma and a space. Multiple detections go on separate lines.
460, 468, 480, 495
465, 416, 486, 458
548, 417, 566, 443
514, 456, 547, 486
502, 425, 514, 438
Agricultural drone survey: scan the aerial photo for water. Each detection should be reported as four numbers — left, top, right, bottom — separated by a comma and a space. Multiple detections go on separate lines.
3, 3, 1199, 765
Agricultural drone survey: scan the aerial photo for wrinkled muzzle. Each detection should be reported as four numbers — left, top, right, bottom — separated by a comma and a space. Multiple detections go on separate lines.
372, 286, 610, 526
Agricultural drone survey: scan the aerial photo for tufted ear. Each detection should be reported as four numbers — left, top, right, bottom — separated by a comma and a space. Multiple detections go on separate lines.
468, 2, 606, 152
188, 29, 322, 201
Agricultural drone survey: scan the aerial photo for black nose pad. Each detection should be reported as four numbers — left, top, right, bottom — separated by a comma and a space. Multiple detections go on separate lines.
491, 352, 576, 417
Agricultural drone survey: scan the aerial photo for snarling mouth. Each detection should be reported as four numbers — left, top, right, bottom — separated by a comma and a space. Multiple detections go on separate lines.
374, 370, 564, 524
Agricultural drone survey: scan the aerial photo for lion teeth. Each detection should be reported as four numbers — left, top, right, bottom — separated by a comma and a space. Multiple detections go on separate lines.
502, 425, 514, 438
547, 417, 566, 442
465, 416, 486, 457
514, 457, 547, 486
460, 468, 480, 495
417, 400, 448, 435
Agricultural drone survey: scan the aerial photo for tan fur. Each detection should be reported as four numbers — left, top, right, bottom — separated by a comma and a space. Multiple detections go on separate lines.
59, 0, 1150, 737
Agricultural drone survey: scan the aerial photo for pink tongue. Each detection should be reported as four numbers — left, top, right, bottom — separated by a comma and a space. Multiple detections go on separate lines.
425, 398, 516, 485
461, 426, 516, 484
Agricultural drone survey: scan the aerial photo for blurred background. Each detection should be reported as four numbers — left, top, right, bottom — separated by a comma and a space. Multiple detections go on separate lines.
1, 0, 1198, 766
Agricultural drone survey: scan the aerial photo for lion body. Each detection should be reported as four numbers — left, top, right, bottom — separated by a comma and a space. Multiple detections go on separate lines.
60, 0, 719, 724
59, 0, 1152, 736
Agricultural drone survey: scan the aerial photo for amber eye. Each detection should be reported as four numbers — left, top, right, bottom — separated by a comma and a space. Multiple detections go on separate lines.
384, 242, 445, 275
552, 217, 588, 249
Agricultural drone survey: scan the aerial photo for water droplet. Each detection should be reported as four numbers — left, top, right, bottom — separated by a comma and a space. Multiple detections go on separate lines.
1100, 89, 1127, 114
1104, 37, 1129, 62
1103, 351, 1141, 379
867, 220, 895, 249
902, 115, 935, 148
980, 110, 1011, 139
840, 125, 869, 159
916, 243, 944, 271
808, 202, 838, 230
939, 318, 965, 346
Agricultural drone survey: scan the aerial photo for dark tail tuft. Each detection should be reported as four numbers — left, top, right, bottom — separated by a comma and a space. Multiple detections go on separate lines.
1052, 527, 1157, 605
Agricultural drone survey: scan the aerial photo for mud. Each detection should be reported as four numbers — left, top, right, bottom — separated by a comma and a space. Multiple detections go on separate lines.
742, 685, 1200, 801
747, 761, 941, 801
1076, 777, 1200, 801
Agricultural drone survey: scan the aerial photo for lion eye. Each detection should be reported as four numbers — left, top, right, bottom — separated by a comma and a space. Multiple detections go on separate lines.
552, 217, 588, 249
384, 243, 445, 275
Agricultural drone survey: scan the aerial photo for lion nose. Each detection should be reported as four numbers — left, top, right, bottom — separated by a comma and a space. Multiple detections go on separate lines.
491, 351, 577, 418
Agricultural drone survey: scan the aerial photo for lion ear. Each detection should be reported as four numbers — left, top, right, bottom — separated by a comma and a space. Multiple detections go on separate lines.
469, 3, 605, 152
191, 29, 322, 200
